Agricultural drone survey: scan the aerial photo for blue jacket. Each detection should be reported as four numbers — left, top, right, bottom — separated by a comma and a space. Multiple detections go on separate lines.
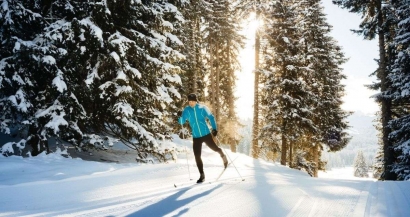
178, 103, 217, 138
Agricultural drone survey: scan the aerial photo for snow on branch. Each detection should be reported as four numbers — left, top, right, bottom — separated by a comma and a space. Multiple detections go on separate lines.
8, 89, 31, 112
79, 18, 104, 47
35, 100, 68, 135
0, 139, 26, 156
52, 69, 67, 93
85, 62, 101, 87
112, 102, 134, 118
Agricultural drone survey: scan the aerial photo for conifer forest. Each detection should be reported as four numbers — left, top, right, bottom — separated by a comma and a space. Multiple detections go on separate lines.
0, 0, 409, 180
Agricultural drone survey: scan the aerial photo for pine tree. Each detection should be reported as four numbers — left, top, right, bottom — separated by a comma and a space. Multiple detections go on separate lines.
298, 0, 350, 176
332, 0, 396, 180
202, 0, 244, 151
1, 0, 185, 161
373, 140, 384, 179
177, 0, 208, 96
354, 150, 369, 177
0, 0, 65, 156
293, 150, 316, 177
258, 1, 350, 177
260, 0, 313, 166
388, 0, 410, 180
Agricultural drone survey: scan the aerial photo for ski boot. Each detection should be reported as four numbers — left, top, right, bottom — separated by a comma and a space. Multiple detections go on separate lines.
197, 173, 205, 183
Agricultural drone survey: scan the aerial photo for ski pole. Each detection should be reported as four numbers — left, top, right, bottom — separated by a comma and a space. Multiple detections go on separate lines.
211, 132, 245, 181
181, 124, 192, 180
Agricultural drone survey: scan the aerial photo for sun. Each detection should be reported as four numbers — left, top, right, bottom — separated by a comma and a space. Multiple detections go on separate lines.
240, 12, 262, 40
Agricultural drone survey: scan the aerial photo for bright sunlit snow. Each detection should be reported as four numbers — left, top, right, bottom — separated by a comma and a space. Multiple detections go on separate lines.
1, 136, 409, 217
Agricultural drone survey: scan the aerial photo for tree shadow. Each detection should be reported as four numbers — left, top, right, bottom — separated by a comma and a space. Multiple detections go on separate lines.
252, 160, 289, 216
125, 184, 221, 217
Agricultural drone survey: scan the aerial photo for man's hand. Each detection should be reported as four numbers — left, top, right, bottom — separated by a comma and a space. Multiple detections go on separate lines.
177, 110, 182, 117
212, 129, 218, 137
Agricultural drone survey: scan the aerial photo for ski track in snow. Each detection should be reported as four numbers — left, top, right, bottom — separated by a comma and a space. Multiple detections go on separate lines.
1, 150, 410, 217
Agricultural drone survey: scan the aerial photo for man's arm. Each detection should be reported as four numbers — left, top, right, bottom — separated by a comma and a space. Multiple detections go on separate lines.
204, 106, 217, 130
178, 108, 187, 125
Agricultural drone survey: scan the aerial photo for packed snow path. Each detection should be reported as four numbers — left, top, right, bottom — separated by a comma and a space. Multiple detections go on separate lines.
1, 150, 410, 217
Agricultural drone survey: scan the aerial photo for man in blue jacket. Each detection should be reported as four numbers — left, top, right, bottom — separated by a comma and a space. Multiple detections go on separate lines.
178, 93, 228, 183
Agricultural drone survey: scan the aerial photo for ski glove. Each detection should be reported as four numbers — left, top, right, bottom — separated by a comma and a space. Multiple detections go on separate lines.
177, 110, 182, 117
212, 129, 218, 137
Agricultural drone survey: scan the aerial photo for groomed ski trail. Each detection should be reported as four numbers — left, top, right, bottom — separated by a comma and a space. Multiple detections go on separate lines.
2, 149, 410, 217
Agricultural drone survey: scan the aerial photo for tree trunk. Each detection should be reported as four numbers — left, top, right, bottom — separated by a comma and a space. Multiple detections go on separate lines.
252, 10, 260, 159
376, 1, 396, 180
193, 17, 200, 92
281, 133, 287, 165
227, 41, 237, 153
230, 138, 237, 153
209, 36, 215, 110
289, 141, 293, 167
313, 144, 319, 177
27, 125, 49, 156
215, 43, 220, 123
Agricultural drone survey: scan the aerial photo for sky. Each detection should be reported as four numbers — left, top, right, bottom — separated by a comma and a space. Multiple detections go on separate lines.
235, 1, 380, 120
1, 136, 409, 216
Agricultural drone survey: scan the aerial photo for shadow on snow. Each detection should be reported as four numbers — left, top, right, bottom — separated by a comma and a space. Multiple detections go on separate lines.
125, 184, 222, 217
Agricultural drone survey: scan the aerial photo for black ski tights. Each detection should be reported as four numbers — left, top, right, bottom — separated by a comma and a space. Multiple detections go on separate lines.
193, 133, 224, 174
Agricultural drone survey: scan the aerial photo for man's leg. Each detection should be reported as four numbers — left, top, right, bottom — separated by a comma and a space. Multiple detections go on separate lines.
193, 137, 204, 174
203, 134, 224, 156
203, 134, 228, 168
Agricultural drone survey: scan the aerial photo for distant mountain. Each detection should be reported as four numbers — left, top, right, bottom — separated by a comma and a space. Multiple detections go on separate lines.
346, 111, 378, 147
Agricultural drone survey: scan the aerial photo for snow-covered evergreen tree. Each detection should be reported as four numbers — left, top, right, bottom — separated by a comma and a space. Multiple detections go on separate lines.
354, 150, 369, 177
373, 143, 384, 179
260, 0, 313, 166
388, 0, 410, 180
332, 0, 396, 180
1, 0, 185, 162
177, 0, 208, 96
258, 1, 350, 177
298, 0, 350, 176
293, 150, 316, 177
202, 0, 244, 151
0, 0, 67, 156
301, 0, 350, 150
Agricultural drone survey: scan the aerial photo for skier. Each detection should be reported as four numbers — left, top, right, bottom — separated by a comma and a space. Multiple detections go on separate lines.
177, 93, 228, 183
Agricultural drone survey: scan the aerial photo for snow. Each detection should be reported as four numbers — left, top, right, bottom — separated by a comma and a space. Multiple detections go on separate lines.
79, 18, 104, 47
44, 111, 69, 134
157, 84, 173, 103
13, 41, 20, 52
8, 89, 30, 112
52, 70, 67, 93
166, 32, 184, 45
85, 62, 101, 87
116, 70, 127, 80
12, 73, 24, 85
1, 138, 409, 217
110, 52, 121, 63
125, 64, 141, 79
109, 33, 134, 57
42, 55, 56, 65
162, 20, 174, 31
113, 102, 134, 117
